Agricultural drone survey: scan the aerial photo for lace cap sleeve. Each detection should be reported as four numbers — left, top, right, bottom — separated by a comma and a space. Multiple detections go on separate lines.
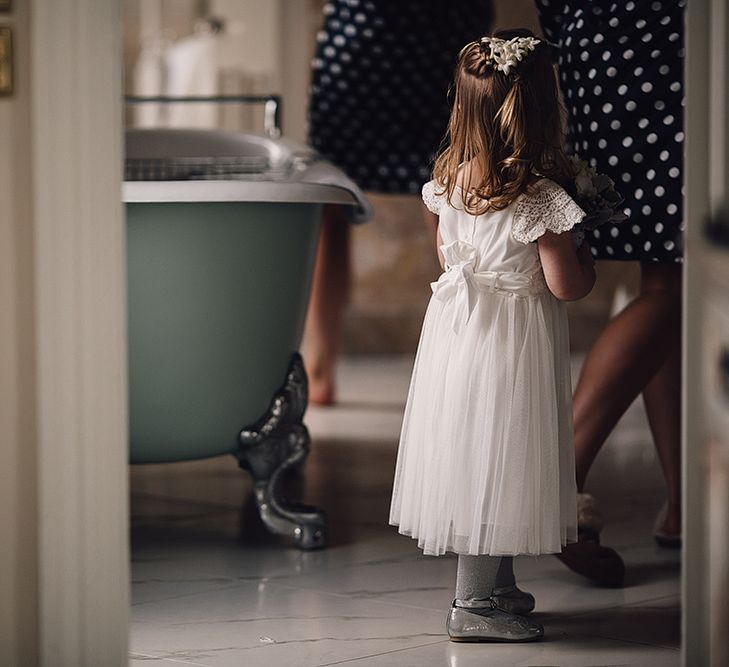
422, 180, 446, 215
512, 179, 586, 244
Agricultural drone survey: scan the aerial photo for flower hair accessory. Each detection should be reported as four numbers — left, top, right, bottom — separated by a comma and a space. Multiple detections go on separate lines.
479, 36, 541, 76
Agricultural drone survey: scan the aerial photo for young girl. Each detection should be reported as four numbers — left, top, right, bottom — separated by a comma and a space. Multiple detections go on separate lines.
388, 29, 596, 642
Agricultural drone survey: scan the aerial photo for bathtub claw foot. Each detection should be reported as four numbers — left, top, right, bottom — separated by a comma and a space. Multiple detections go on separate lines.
236, 353, 327, 550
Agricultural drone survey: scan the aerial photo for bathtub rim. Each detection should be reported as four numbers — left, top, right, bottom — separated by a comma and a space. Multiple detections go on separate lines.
123, 180, 360, 208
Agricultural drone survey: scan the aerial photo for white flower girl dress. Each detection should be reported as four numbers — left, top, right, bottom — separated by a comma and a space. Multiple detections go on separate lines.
389, 178, 585, 556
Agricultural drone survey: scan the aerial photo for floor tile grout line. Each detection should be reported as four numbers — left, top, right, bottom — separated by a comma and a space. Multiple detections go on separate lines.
131, 582, 255, 608
245, 578, 682, 618
130, 553, 427, 608
135, 567, 679, 616
591, 633, 681, 652
555, 592, 681, 621
263, 579, 454, 613
131, 575, 446, 612
315, 639, 450, 667
313, 627, 679, 667
130, 554, 679, 615
250, 555, 426, 583
132, 549, 423, 580
130, 650, 213, 667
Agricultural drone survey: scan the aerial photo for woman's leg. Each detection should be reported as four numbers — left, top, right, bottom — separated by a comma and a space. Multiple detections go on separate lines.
558, 262, 681, 583
572, 262, 682, 493
302, 205, 351, 405
642, 287, 682, 536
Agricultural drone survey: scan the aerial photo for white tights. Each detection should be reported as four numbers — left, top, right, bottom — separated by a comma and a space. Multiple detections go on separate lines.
454, 555, 516, 601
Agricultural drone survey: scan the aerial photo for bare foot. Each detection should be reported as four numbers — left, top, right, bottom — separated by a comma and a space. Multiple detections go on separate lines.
657, 501, 681, 538
309, 374, 335, 406
660, 516, 681, 537
304, 356, 336, 406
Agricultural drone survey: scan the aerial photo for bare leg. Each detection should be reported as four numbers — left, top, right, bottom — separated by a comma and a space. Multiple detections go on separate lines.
557, 263, 680, 585
302, 204, 351, 406
642, 287, 682, 536
573, 262, 682, 494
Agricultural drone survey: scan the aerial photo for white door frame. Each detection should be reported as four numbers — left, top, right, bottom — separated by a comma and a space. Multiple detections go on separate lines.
31, 0, 129, 663
683, 0, 727, 664
682, 0, 709, 658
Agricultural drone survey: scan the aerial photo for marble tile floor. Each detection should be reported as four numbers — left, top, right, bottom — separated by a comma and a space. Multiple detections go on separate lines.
130, 355, 681, 667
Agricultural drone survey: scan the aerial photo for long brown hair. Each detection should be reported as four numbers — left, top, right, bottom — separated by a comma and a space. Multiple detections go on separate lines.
432, 28, 572, 215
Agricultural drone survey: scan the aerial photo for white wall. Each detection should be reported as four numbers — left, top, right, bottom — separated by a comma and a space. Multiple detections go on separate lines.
123, 0, 323, 140
211, 0, 280, 80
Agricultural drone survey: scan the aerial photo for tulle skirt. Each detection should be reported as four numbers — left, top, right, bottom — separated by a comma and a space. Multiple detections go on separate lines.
388, 290, 578, 556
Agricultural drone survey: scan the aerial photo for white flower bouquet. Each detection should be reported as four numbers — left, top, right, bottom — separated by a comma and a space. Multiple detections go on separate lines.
565, 155, 627, 245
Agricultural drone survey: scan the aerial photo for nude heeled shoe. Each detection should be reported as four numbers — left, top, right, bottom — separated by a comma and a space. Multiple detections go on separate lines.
556, 493, 626, 587
577, 492, 604, 536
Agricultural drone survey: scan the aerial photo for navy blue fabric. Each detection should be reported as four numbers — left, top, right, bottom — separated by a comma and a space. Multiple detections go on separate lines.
308, 0, 494, 195
537, 0, 685, 262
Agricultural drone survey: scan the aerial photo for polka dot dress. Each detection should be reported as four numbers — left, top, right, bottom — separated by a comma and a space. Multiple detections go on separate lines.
308, 0, 493, 195
536, 0, 685, 263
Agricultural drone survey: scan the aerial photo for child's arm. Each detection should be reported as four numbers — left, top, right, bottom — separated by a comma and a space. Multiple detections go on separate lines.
436, 226, 446, 271
423, 180, 446, 271
537, 232, 596, 301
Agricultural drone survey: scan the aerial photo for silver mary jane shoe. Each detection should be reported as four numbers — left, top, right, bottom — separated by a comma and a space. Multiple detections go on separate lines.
447, 598, 544, 643
491, 585, 536, 616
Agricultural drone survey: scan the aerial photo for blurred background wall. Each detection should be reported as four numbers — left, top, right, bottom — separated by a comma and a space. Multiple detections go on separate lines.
122, 0, 639, 354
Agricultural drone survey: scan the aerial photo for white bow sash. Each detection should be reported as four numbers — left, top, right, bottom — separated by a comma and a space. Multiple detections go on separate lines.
430, 240, 543, 334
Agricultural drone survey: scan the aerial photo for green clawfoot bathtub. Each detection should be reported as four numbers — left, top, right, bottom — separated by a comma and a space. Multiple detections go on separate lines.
124, 128, 371, 549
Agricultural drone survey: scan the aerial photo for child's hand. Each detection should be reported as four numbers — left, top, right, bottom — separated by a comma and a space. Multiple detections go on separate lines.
576, 239, 595, 267
537, 230, 597, 301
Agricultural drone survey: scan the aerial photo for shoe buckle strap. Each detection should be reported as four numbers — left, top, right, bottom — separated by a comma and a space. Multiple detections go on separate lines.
453, 596, 496, 610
